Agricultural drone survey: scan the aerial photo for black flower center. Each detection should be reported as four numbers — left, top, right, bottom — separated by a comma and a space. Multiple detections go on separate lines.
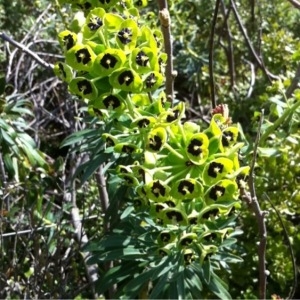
209, 185, 226, 200
75, 48, 92, 65
136, 50, 149, 67
145, 73, 157, 88
63, 34, 75, 50
103, 95, 121, 109
165, 200, 176, 207
184, 251, 193, 264
178, 180, 194, 195
203, 233, 218, 241
118, 28, 132, 44
77, 80, 93, 95
207, 162, 224, 178
149, 135, 162, 151
202, 209, 219, 219
122, 145, 134, 153
166, 109, 179, 122
166, 210, 183, 222
137, 118, 150, 128
105, 137, 114, 147
118, 70, 134, 86
155, 203, 165, 213
58, 63, 66, 78
160, 232, 171, 243
222, 131, 234, 147
189, 217, 198, 225
188, 139, 202, 156
100, 53, 118, 69
88, 16, 103, 31
124, 175, 134, 185
151, 181, 166, 198
180, 237, 194, 246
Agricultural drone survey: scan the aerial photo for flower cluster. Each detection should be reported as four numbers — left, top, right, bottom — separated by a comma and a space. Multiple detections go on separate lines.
56, 1, 249, 265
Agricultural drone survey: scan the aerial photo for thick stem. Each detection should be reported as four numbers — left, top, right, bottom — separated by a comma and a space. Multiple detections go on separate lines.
209, 0, 221, 109
157, 0, 174, 106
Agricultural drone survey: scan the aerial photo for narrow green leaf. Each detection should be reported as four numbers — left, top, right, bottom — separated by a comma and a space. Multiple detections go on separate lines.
149, 273, 170, 299
60, 128, 103, 148
96, 261, 145, 295
208, 271, 232, 300
76, 153, 112, 184
202, 258, 211, 284
122, 267, 156, 298
184, 267, 203, 298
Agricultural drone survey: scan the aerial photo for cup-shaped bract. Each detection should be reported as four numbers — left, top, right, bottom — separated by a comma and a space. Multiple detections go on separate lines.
186, 133, 209, 165
203, 157, 234, 185
92, 93, 125, 112
109, 68, 143, 92
143, 72, 164, 92
159, 102, 185, 125
205, 179, 238, 203
144, 180, 170, 202
66, 44, 96, 72
162, 207, 188, 226
82, 7, 106, 40
171, 178, 203, 201
93, 48, 126, 77
178, 233, 198, 248
116, 19, 139, 53
139, 26, 159, 52
54, 62, 74, 83
103, 12, 124, 32
131, 47, 159, 74
220, 126, 239, 151
114, 142, 138, 154
146, 127, 167, 153
157, 230, 177, 246
131, 116, 157, 131
119, 173, 140, 186
69, 77, 98, 100
58, 30, 77, 52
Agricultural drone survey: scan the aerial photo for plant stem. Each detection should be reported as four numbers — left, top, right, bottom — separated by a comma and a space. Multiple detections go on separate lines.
157, 0, 174, 106
241, 110, 267, 299
209, 0, 221, 109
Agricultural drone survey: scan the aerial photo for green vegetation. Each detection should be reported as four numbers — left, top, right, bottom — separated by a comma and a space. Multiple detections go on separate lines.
0, 0, 299, 299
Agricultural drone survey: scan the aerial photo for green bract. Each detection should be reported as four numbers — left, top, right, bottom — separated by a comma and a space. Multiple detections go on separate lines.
66, 44, 96, 71
69, 77, 98, 100
93, 48, 126, 77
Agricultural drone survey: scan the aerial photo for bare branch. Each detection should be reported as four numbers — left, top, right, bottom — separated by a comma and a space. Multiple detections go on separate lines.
220, 0, 236, 89
241, 110, 267, 299
230, 0, 279, 82
286, 0, 300, 9
157, 0, 175, 106
0, 32, 54, 71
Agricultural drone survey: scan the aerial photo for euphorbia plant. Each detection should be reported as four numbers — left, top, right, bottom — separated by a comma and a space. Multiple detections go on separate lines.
55, 0, 249, 298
